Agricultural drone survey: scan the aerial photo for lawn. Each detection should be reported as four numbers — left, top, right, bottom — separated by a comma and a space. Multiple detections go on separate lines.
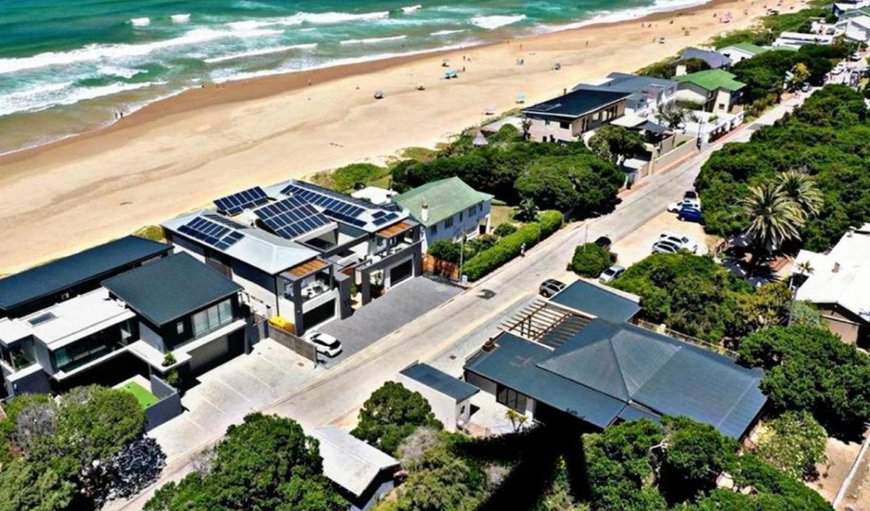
491, 205, 519, 228
120, 381, 159, 408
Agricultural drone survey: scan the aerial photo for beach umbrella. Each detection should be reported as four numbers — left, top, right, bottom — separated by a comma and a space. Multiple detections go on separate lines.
374, 90, 384, 99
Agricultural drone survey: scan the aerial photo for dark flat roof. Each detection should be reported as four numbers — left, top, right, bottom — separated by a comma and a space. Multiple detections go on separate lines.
523, 89, 631, 119
0, 236, 171, 314
102, 253, 241, 326
550, 280, 641, 323
401, 363, 479, 402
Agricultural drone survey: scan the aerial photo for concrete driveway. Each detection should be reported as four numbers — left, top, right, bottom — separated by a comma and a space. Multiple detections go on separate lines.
317, 276, 462, 367
611, 210, 715, 268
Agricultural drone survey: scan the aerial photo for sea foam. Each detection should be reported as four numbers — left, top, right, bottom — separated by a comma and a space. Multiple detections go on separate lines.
402, 5, 423, 14
204, 43, 317, 64
227, 10, 390, 30
340, 35, 408, 45
469, 14, 527, 30
430, 29, 465, 36
171, 14, 191, 24
130, 17, 151, 27
0, 81, 161, 117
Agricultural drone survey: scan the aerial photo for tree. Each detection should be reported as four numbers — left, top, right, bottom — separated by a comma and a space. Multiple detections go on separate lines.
428, 239, 462, 263
656, 104, 690, 130
517, 198, 539, 222
788, 62, 811, 91
0, 459, 76, 511
515, 155, 622, 216
738, 325, 870, 438
740, 182, 804, 262
777, 170, 824, 219
757, 411, 827, 480
352, 382, 442, 455
659, 417, 737, 503
569, 243, 612, 278
145, 413, 344, 511
89, 436, 167, 506
587, 126, 646, 165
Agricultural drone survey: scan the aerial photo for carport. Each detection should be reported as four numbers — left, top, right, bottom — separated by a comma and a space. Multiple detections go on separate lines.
317, 276, 461, 366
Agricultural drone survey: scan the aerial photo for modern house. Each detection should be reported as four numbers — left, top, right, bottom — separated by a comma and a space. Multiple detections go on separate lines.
313, 427, 399, 511
674, 69, 746, 113
677, 47, 732, 69
837, 15, 870, 42
718, 43, 770, 64
399, 362, 480, 432
522, 89, 631, 142
392, 177, 493, 251
794, 223, 870, 347
773, 31, 835, 49
163, 181, 423, 334
0, 251, 248, 397
0, 235, 171, 319
834, 1, 870, 18
464, 280, 766, 438
572, 72, 678, 118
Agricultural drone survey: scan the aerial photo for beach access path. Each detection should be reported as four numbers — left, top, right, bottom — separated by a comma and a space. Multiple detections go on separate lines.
0, 0, 806, 275
106, 97, 806, 511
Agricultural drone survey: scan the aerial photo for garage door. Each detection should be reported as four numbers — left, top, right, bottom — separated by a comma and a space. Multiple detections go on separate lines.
303, 299, 335, 330
390, 259, 413, 286
188, 337, 230, 374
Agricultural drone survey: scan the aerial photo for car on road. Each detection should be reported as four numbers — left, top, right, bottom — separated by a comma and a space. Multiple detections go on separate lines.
305, 332, 343, 358
652, 240, 682, 254
659, 231, 699, 253
593, 236, 612, 250
678, 206, 704, 223
539, 279, 566, 297
668, 198, 701, 213
684, 190, 698, 201
599, 265, 625, 283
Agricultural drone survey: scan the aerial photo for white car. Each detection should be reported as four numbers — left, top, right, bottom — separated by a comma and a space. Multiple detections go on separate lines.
659, 231, 699, 253
599, 265, 626, 283
667, 198, 700, 213
305, 332, 343, 357
652, 239, 682, 254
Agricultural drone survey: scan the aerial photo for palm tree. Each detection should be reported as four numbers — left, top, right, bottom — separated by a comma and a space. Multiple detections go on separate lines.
778, 170, 824, 219
740, 182, 805, 265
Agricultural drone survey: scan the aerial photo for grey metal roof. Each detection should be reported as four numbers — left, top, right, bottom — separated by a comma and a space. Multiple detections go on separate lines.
163, 212, 319, 275
0, 236, 171, 315
523, 89, 631, 119
465, 333, 627, 428
313, 427, 399, 497
549, 280, 641, 323
400, 363, 479, 401
679, 48, 732, 69
102, 253, 241, 326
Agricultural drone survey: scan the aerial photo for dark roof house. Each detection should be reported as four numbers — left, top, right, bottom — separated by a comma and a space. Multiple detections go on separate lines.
550, 280, 641, 323
400, 362, 480, 402
0, 236, 171, 318
523, 89, 631, 119
678, 47, 732, 69
102, 253, 242, 327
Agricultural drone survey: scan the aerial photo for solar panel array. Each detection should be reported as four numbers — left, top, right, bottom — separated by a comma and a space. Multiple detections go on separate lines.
254, 197, 331, 239
214, 186, 269, 215
280, 182, 400, 229
178, 217, 245, 250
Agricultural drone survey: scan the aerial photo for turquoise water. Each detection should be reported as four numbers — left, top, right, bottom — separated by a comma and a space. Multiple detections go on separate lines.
0, 0, 708, 153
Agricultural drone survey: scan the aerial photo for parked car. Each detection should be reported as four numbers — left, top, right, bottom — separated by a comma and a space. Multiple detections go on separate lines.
599, 265, 625, 283
800, 82, 810, 92
305, 332, 343, 357
593, 236, 612, 250
683, 190, 698, 201
652, 240, 682, 254
668, 198, 700, 213
659, 231, 699, 253
678, 206, 704, 223
539, 279, 566, 297
850, 52, 862, 62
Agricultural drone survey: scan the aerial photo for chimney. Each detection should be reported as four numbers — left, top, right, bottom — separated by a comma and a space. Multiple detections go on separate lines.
675, 64, 687, 76
833, 262, 840, 273
421, 201, 429, 223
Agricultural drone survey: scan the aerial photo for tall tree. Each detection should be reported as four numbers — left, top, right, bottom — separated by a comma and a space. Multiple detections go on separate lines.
740, 182, 804, 261
587, 126, 646, 166
352, 382, 442, 455
778, 170, 824, 219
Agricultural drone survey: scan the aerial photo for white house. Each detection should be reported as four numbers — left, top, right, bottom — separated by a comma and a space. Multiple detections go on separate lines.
398, 362, 480, 432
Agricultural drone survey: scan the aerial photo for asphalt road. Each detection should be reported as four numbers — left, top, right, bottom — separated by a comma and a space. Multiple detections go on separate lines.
109, 98, 802, 510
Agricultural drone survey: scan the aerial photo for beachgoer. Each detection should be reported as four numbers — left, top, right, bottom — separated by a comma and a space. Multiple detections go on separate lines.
520, 243, 526, 257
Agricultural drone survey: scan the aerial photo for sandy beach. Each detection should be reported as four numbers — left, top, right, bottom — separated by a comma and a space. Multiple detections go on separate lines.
0, 0, 804, 275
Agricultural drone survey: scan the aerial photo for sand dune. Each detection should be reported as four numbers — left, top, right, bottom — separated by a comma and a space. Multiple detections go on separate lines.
0, 0, 805, 274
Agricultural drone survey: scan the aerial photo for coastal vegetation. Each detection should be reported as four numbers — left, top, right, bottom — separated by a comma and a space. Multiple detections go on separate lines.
696, 85, 870, 252
352, 382, 443, 456
568, 243, 612, 278
0, 386, 164, 511
145, 413, 343, 511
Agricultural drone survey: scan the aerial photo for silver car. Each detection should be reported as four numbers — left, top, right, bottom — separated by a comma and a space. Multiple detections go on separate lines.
652, 240, 681, 254
599, 265, 625, 283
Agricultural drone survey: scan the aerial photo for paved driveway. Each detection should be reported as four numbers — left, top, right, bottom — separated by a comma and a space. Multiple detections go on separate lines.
611, 210, 713, 268
317, 276, 462, 367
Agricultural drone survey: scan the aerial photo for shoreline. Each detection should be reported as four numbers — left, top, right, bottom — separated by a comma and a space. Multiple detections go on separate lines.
0, 0, 805, 274
0, 0, 730, 165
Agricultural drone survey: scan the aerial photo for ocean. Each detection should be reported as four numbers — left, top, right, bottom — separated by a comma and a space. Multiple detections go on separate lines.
0, 0, 709, 155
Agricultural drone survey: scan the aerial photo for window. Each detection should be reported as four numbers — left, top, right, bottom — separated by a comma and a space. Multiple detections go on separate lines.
176, 322, 184, 335
559, 121, 570, 129
444, 216, 454, 228
431, 224, 438, 235
192, 299, 234, 337
496, 384, 528, 412
459, 211, 464, 222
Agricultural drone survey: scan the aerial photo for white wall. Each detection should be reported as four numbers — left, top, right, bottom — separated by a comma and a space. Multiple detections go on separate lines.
398, 374, 461, 432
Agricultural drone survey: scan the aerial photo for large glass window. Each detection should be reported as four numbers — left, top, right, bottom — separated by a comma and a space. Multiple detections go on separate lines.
52, 321, 131, 373
496, 385, 528, 412
192, 299, 234, 337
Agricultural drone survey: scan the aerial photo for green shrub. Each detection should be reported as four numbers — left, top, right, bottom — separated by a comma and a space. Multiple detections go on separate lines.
463, 223, 542, 281
537, 210, 563, 237
493, 222, 518, 237
570, 243, 612, 277
330, 163, 387, 192
428, 239, 462, 263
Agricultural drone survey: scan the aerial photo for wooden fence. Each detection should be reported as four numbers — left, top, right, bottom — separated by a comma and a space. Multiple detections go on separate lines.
423, 254, 461, 281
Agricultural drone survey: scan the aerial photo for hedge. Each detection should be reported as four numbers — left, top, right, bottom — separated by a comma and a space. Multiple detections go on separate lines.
570, 243, 612, 277
463, 210, 562, 281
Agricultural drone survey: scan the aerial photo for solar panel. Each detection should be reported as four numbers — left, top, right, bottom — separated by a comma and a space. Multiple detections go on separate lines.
280, 182, 367, 219
372, 213, 399, 226
214, 186, 269, 215
178, 217, 245, 250
253, 197, 331, 239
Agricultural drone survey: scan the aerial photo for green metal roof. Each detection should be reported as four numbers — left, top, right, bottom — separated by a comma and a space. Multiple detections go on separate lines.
393, 177, 493, 228
674, 69, 746, 92
727, 42, 769, 55
550, 280, 641, 323
102, 253, 241, 326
